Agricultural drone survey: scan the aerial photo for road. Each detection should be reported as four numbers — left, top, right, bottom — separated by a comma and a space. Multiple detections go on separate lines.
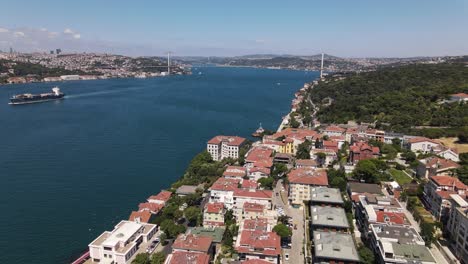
273, 180, 306, 264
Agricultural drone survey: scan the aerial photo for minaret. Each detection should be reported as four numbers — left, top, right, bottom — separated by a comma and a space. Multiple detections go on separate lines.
320, 53, 324, 79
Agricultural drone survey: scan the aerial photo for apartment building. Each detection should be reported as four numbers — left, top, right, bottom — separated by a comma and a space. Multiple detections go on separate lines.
207, 135, 246, 161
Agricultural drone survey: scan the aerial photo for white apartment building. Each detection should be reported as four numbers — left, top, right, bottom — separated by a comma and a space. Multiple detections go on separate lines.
447, 194, 468, 263
207, 135, 246, 161
89, 220, 157, 264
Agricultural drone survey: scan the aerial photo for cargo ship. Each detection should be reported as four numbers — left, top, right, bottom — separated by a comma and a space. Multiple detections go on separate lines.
9, 87, 65, 105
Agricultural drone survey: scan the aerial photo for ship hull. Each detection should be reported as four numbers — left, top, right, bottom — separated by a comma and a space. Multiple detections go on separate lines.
9, 94, 65, 105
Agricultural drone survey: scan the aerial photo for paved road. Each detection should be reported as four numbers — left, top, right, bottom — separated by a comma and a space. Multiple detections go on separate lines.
273, 181, 306, 264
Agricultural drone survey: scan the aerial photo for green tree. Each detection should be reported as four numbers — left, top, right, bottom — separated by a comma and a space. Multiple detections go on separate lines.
457, 165, 468, 185
401, 150, 416, 162
272, 163, 288, 179
420, 222, 436, 246
353, 159, 380, 183
258, 177, 275, 190
132, 253, 150, 264
358, 245, 375, 264
184, 206, 202, 225
296, 140, 312, 159
330, 177, 347, 192
316, 152, 326, 167
272, 223, 292, 238
289, 115, 300, 128
381, 144, 398, 160
151, 252, 167, 264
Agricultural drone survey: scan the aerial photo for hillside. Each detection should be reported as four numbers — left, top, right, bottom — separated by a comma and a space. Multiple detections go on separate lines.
307, 63, 468, 137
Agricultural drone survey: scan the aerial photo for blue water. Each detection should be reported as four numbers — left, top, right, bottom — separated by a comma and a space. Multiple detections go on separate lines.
0, 67, 318, 263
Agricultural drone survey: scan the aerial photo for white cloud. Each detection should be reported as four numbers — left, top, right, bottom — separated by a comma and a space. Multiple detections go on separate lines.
73, 34, 81, 39
0, 28, 9, 33
255, 39, 266, 44
64, 28, 74, 34
14, 31, 25, 37
48, 32, 58, 38
40, 27, 47, 31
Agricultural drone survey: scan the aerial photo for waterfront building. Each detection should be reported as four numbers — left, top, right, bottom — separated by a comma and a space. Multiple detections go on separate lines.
146, 190, 172, 205
245, 147, 274, 169
128, 210, 152, 223
287, 168, 328, 206
312, 231, 360, 263
88, 220, 157, 264
207, 135, 246, 161
164, 251, 210, 264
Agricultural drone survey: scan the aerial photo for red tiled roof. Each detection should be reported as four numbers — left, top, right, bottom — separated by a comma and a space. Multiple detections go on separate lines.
325, 125, 346, 133
167, 251, 210, 264
272, 128, 318, 142
350, 141, 380, 155
246, 147, 273, 163
223, 166, 247, 178
138, 202, 164, 213
452, 93, 468, 98
288, 168, 328, 186
296, 159, 318, 166
408, 137, 439, 145
205, 202, 224, 214
250, 166, 271, 175
210, 177, 240, 191
375, 211, 408, 225
241, 180, 259, 189
173, 234, 213, 253
243, 218, 269, 231
148, 190, 172, 203
323, 140, 338, 148
423, 157, 460, 170
207, 135, 246, 146
436, 190, 457, 199
243, 202, 265, 213
234, 189, 273, 199
236, 230, 281, 256
431, 176, 467, 190
129, 210, 152, 223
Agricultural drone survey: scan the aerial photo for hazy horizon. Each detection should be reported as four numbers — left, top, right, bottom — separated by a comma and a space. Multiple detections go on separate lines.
1, 0, 467, 57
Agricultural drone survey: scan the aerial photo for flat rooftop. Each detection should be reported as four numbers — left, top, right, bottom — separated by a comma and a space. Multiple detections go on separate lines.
188, 227, 225, 243
102, 221, 142, 247
391, 242, 436, 263
310, 187, 344, 205
313, 231, 359, 262
371, 224, 423, 245
310, 206, 349, 229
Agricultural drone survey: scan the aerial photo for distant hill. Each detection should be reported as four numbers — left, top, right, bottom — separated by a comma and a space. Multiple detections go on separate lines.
306, 62, 468, 138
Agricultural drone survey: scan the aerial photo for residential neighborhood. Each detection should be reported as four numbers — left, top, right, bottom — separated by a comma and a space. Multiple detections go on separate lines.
82, 81, 467, 264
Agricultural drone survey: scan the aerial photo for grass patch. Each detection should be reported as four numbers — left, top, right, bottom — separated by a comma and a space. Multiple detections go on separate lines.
389, 168, 413, 185
438, 137, 468, 153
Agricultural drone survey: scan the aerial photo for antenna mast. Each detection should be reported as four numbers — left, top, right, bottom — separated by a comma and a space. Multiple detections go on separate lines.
167, 52, 172, 75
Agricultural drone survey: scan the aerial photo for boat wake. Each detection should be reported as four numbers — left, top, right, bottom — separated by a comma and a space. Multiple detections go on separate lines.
66, 86, 145, 99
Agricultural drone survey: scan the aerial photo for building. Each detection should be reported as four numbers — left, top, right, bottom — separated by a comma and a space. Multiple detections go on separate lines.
295, 159, 318, 169
365, 129, 385, 142
164, 251, 210, 264
288, 168, 328, 206
223, 165, 247, 180
236, 230, 281, 263
172, 234, 214, 254
233, 189, 273, 216
310, 187, 344, 206
446, 194, 468, 263
245, 147, 274, 169
187, 227, 225, 245
323, 125, 346, 137
88, 220, 157, 264
349, 141, 380, 164
248, 166, 271, 181
424, 176, 468, 221
128, 210, 152, 223
209, 177, 240, 209
451, 93, 468, 102
203, 202, 225, 228
312, 231, 360, 263
207, 135, 246, 161
406, 137, 441, 153
347, 182, 382, 197
369, 223, 436, 264
310, 206, 349, 231
147, 190, 172, 205
416, 156, 460, 179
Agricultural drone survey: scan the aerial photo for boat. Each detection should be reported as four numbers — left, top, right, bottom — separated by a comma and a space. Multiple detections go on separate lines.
252, 123, 265, 137
9, 87, 65, 105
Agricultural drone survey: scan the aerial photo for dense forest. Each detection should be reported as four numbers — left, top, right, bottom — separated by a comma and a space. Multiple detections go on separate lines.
307, 63, 468, 137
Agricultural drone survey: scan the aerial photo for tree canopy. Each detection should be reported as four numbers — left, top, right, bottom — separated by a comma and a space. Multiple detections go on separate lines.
272, 223, 292, 238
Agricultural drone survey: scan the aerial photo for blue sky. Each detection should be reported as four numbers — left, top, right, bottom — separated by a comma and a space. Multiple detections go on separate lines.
0, 0, 467, 57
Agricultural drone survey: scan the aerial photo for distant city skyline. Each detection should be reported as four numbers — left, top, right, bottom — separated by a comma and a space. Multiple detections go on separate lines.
0, 0, 467, 57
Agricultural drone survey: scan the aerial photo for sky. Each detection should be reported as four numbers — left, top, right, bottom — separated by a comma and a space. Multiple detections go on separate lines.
0, 0, 467, 57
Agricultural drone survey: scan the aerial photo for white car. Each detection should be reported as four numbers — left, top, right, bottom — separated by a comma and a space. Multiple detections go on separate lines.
284, 253, 289, 261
